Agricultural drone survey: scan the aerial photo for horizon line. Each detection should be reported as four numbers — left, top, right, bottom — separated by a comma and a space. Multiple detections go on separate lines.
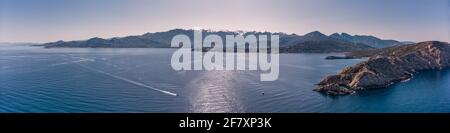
1, 28, 429, 44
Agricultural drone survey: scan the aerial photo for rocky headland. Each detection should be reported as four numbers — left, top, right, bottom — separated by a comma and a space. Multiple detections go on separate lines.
316, 41, 450, 95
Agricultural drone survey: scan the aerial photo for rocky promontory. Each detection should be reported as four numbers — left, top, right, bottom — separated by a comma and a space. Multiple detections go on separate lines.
316, 41, 450, 95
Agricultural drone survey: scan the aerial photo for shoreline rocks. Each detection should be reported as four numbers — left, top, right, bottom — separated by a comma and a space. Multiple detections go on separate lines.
316, 41, 450, 95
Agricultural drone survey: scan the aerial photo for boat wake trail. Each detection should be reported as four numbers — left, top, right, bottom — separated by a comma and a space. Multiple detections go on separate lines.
50, 58, 95, 66
77, 64, 178, 96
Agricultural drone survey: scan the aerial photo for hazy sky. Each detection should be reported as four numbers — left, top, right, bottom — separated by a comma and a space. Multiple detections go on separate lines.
1, 0, 449, 43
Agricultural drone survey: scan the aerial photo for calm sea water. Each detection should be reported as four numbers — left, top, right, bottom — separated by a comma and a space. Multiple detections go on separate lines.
1, 46, 449, 113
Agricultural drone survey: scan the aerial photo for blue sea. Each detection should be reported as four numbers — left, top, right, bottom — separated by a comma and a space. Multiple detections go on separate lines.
1, 46, 449, 112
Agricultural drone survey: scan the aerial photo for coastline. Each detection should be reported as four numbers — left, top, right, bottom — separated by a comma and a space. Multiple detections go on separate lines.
316, 41, 450, 95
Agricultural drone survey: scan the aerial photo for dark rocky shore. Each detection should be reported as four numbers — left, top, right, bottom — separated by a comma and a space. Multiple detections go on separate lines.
325, 56, 361, 60
316, 41, 450, 95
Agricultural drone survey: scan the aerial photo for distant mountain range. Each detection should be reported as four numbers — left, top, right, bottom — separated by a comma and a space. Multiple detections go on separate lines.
40, 29, 410, 53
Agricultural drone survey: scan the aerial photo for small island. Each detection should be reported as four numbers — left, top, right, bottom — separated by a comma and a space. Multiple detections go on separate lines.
325, 56, 360, 60
316, 41, 450, 95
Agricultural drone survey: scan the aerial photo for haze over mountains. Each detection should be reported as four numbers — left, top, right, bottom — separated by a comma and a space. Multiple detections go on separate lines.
329, 33, 403, 48
41, 29, 409, 53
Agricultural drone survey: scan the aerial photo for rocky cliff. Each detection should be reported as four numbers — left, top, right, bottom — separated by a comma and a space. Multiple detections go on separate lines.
316, 41, 450, 95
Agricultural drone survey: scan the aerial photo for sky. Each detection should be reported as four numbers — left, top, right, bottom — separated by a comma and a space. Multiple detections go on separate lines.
0, 0, 449, 43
